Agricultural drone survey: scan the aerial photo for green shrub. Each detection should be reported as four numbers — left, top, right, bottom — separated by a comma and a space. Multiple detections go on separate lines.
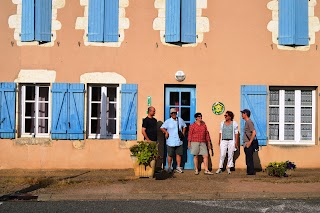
266, 160, 296, 177
130, 141, 158, 167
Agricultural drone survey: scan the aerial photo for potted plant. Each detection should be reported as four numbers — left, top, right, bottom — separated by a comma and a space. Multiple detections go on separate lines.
266, 160, 296, 177
130, 141, 158, 178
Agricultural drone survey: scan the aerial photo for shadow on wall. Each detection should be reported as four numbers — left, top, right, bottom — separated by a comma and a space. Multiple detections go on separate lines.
156, 121, 164, 171
253, 152, 262, 172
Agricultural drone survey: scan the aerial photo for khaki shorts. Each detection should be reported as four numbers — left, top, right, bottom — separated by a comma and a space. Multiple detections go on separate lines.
190, 142, 208, 156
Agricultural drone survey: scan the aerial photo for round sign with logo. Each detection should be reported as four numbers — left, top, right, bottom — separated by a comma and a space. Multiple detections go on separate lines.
212, 102, 225, 115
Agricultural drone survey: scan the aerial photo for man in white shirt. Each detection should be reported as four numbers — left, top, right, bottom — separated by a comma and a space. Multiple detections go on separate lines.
160, 108, 186, 173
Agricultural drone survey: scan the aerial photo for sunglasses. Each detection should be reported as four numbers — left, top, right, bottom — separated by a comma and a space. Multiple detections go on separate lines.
224, 114, 229, 117
171, 112, 177, 114
197, 116, 202, 118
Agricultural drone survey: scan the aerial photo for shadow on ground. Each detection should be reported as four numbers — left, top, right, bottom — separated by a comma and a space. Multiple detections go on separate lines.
0, 171, 90, 201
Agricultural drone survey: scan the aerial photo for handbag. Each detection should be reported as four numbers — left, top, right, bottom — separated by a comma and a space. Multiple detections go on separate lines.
245, 132, 259, 152
177, 118, 184, 141
252, 138, 259, 152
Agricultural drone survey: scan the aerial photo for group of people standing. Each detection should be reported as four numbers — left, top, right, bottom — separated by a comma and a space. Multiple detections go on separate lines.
141, 106, 257, 176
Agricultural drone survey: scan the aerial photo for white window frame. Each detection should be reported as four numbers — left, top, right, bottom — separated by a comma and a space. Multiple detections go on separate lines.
268, 88, 316, 145
20, 84, 50, 138
87, 84, 120, 139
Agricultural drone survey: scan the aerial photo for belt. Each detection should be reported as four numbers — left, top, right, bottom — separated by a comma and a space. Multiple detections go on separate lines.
222, 139, 232, 141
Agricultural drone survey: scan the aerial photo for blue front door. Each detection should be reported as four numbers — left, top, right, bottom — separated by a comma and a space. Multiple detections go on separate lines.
164, 86, 196, 169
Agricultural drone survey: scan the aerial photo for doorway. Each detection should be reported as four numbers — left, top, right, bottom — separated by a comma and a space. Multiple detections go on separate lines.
164, 86, 196, 169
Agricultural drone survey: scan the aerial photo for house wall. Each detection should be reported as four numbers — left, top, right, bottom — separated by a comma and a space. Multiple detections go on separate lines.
0, 0, 319, 169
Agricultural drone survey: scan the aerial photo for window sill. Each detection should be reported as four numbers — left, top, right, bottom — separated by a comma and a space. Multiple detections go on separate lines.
14, 138, 52, 146
87, 135, 119, 139
268, 141, 315, 146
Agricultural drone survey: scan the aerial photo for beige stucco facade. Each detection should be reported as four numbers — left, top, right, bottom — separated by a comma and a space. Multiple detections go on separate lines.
0, 0, 319, 170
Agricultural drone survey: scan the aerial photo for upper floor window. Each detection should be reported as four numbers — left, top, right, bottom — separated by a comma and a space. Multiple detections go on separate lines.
278, 0, 309, 46
20, 84, 50, 137
165, 0, 196, 44
21, 0, 52, 43
88, 0, 119, 42
88, 84, 119, 139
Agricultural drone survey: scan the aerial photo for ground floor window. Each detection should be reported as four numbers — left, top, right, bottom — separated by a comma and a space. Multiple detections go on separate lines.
20, 84, 50, 137
88, 84, 119, 139
269, 87, 316, 144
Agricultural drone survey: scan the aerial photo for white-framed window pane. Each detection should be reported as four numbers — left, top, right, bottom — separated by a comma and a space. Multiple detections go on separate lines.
91, 119, 101, 134
25, 103, 35, 117
38, 103, 49, 117
301, 107, 312, 123
91, 87, 101, 101
25, 86, 35, 100
269, 124, 279, 140
285, 107, 295, 123
284, 124, 294, 140
269, 107, 279, 122
39, 87, 49, 101
107, 119, 116, 134
25, 118, 35, 133
301, 124, 312, 140
301, 90, 312, 106
108, 103, 116, 118
38, 119, 48, 133
285, 90, 295, 105
91, 103, 101, 118
108, 87, 117, 102
269, 90, 279, 105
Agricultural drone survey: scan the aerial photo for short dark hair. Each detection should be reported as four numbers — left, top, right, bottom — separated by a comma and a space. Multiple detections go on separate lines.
194, 112, 202, 118
226, 111, 234, 121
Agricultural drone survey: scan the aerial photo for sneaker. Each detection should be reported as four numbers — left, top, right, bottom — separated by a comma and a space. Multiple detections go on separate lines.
204, 170, 214, 175
215, 168, 222, 174
194, 170, 199, 175
175, 167, 183, 173
227, 168, 231, 174
166, 167, 173, 173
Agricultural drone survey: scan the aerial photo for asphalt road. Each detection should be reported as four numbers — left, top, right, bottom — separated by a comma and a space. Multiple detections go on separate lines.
0, 199, 320, 213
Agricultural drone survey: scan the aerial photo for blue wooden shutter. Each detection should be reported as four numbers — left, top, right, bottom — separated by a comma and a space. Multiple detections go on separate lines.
68, 84, 85, 140
279, 0, 295, 45
279, 0, 308, 46
52, 83, 85, 140
240, 85, 267, 146
295, 0, 309, 45
104, 0, 119, 42
51, 83, 69, 139
0, 83, 16, 139
21, 0, 35, 41
165, 0, 181, 42
88, 0, 105, 42
35, 0, 52, 42
120, 84, 137, 140
181, 0, 196, 43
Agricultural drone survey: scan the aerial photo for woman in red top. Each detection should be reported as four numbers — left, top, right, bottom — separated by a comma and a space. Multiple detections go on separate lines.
188, 112, 213, 175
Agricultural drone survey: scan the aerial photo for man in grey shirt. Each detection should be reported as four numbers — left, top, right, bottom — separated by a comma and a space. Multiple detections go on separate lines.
241, 109, 256, 175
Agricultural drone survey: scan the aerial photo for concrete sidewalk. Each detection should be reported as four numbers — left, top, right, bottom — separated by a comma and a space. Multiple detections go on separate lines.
0, 169, 320, 201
